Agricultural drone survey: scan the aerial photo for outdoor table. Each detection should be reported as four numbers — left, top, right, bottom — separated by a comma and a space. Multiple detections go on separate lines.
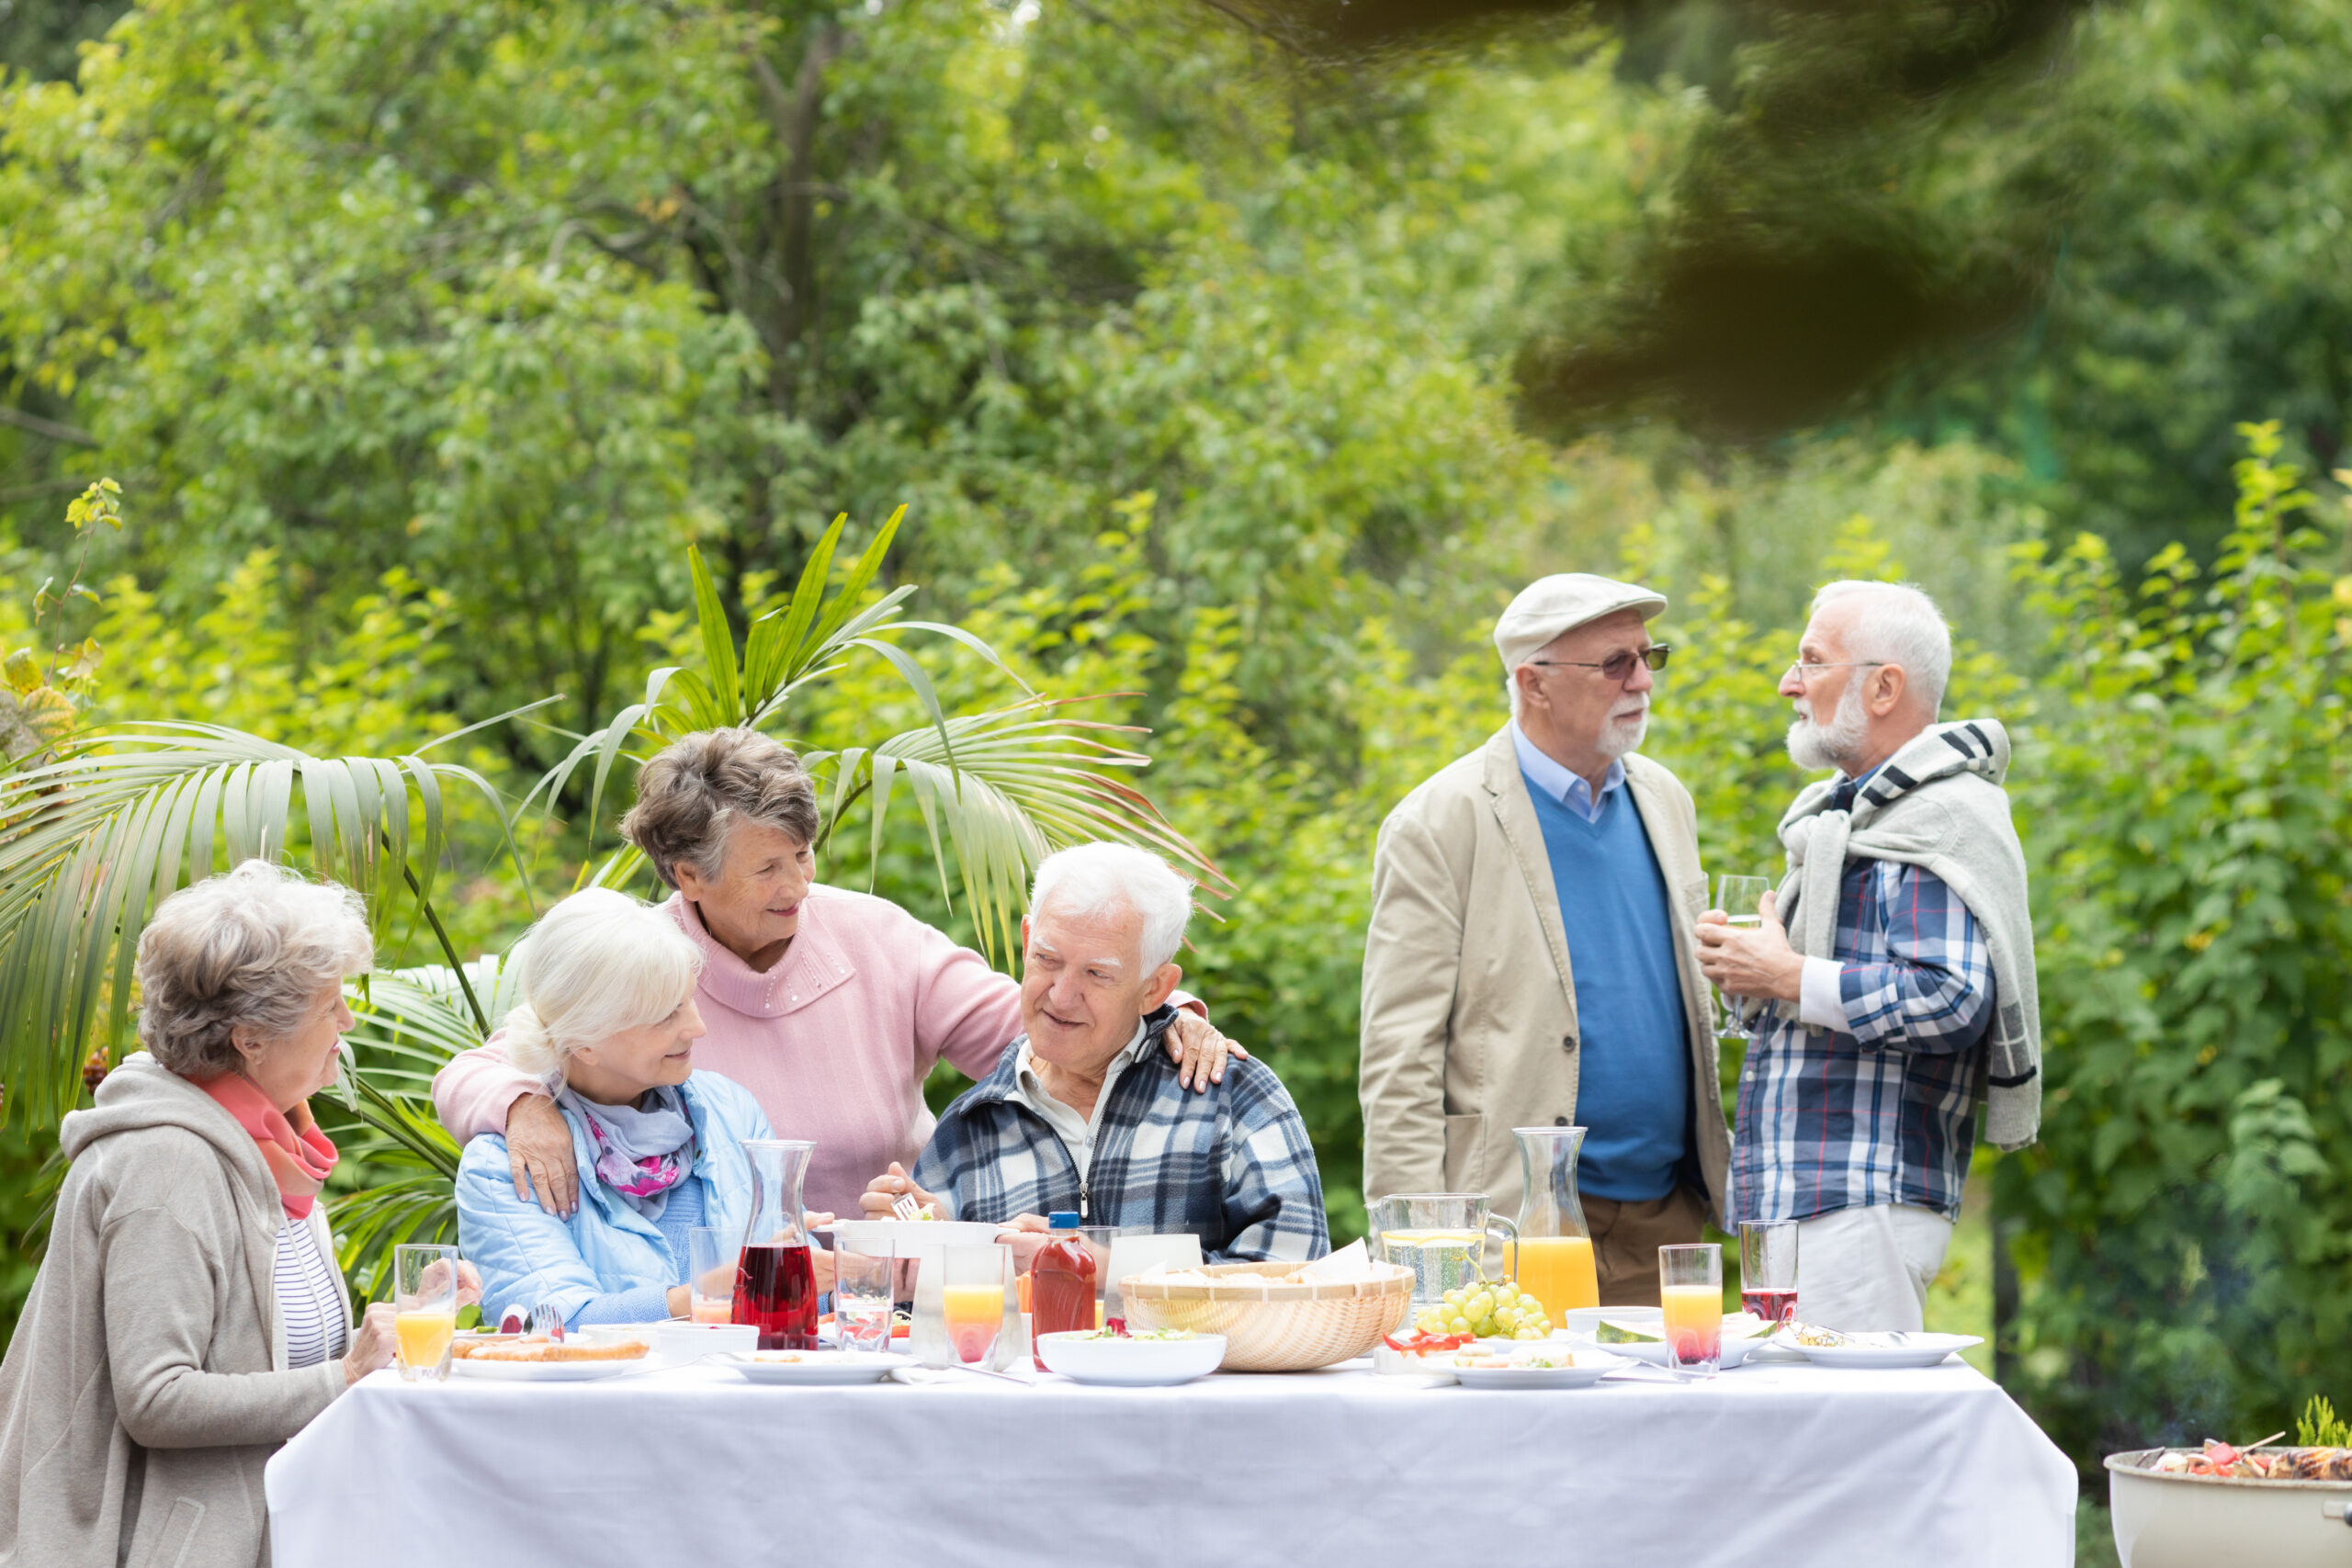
266, 1354, 2075, 1565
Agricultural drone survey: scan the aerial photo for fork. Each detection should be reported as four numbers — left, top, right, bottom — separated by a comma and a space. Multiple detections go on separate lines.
890, 1191, 923, 1222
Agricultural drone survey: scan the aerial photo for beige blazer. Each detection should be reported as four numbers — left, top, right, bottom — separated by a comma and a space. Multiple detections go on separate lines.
1358, 727, 1730, 1225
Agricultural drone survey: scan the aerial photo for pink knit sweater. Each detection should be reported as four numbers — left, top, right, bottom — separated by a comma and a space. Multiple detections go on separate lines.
431, 886, 1024, 1222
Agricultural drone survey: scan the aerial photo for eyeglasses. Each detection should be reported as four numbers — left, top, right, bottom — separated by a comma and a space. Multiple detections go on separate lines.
1528, 645, 1671, 684
1784, 660, 1886, 681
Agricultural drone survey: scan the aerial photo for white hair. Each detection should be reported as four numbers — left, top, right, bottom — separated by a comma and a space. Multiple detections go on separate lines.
502, 888, 704, 1081
1809, 580, 1952, 715
1029, 841, 1193, 972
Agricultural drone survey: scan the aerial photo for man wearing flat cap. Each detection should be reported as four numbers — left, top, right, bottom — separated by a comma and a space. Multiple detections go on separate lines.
1359, 574, 1728, 1305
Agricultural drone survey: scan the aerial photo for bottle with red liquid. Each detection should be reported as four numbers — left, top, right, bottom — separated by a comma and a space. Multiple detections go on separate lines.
731, 1139, 820, 1350
1029, 1212, 1098, 1369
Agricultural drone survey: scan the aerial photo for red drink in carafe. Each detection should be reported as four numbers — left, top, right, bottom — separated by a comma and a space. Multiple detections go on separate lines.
1029, 1219, 1099, 1369
1742, 1288, 1798, 1328
734, 1242, 819, 1349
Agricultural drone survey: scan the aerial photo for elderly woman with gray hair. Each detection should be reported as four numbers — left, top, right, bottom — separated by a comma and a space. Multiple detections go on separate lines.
434, 728, 1240, 1223
453, 886, 820, 1327
0, 861, 472, 1568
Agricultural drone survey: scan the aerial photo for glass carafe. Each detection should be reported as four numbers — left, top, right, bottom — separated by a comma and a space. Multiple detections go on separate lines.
733, 1139, 820, 1349
1510, 1127, 1599, 1330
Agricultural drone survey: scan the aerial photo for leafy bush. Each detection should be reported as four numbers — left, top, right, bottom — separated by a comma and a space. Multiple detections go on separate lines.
2000, 423, 2352, 1476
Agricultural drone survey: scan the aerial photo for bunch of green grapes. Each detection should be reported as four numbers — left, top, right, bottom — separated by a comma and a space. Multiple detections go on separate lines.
1412, 1279, 1551, 1340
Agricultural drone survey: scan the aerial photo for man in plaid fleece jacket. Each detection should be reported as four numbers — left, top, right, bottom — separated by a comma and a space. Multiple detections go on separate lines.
865, 842, 1328, 1266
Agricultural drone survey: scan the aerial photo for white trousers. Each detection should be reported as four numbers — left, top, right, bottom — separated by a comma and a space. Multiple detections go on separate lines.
1794, 1203, 1954, 1332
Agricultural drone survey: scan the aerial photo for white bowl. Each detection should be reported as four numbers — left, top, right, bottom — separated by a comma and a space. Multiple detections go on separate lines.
655, 1321, 759, 1362
1034, 1332, 1226, 1387
823, 1219, 1003, 1261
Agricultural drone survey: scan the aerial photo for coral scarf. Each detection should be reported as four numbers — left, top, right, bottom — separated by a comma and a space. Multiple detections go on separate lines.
201, 1073, 339, 1220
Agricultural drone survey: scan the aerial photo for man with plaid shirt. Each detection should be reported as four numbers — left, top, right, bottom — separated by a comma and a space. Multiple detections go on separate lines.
1701, 581, 2040, 1331
863, 842, 1329, 1265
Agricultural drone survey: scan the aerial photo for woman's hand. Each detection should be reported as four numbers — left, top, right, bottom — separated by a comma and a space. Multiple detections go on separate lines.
343, 1303, 399, 1387
666, 1284, 692, 1319
860, 1161, 945, 1218
505, 1092, 580, 1218
811, 1247, 837, 1296
1165, 1010, 1248, 1092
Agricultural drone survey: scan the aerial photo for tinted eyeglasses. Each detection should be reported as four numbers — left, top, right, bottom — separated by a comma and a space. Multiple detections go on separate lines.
1527, 644, 1671, 685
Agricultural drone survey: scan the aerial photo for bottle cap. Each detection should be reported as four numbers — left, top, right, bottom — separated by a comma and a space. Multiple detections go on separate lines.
1046, 1211, 1081, 1229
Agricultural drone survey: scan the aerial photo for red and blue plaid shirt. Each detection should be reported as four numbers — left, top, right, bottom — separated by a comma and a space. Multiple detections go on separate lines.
1731, 782, 1996, 1224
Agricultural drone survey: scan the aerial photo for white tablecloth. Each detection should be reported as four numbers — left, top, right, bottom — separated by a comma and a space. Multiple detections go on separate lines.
266, 1357, 2075, 1566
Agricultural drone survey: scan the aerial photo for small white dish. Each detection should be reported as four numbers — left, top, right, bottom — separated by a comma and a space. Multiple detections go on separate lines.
1452, 1351, 1628, 1390
450, 1354, 649, 1382
577, 1323, 667, 1346
1794, 1333, 1982, 1370
719, 1349, 910, 1385
655, 1321, 759, 1362
1034, 1332, 1225, 1387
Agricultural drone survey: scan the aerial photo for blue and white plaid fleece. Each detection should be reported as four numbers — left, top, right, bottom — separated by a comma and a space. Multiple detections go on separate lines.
912, 1006, 1329, 1263
1731, 792, 1996, 1225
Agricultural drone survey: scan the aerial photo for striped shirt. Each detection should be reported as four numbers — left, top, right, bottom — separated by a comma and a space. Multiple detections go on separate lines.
1731, 778, 1996, 1224
274, 1216, 348, 1369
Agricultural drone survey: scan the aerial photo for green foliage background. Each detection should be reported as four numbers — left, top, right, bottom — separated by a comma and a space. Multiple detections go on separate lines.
1, 0, 2349, 1489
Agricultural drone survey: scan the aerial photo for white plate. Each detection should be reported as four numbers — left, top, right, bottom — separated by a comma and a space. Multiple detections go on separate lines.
450, 1353, 650, 1382
718, 1350, 911, 1385
1034, 1332, 1225, 1386
1452, 1353, 1628, 1390
1795, 1333, 1981, 1370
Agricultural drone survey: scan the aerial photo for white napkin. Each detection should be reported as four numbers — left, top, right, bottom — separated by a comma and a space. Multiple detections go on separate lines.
1297, 1239, 1376, 1283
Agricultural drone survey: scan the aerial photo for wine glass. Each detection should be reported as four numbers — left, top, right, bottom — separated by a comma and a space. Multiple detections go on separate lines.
1711, 874, 1774, 1039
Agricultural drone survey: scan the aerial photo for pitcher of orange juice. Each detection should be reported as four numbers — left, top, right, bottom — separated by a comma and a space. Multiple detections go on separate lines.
1509, 1127, 1600, 1329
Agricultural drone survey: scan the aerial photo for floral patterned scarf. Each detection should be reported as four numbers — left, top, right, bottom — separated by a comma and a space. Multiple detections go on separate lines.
556, 1084, 697, 1219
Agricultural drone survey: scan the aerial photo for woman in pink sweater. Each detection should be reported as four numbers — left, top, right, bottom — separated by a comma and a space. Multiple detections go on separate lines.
432, 729, 1233, 1223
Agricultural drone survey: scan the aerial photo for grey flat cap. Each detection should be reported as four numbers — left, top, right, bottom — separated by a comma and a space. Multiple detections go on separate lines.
1493, 573, 1668, 671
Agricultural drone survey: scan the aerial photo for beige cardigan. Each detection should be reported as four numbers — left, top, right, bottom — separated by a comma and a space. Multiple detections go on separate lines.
0, 1054, 352, 1568
1359, 728, 1731, 1224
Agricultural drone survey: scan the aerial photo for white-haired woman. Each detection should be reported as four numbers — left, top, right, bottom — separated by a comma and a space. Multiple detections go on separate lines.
456, 887, 831, 1326
0, 860, 467, 1568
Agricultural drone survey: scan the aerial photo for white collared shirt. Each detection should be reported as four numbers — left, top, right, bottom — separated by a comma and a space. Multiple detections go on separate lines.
1002, 1018, 1151, 1189
1510, 718, 1627, 825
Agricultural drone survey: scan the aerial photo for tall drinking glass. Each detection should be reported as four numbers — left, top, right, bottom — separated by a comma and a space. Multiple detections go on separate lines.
1738, 1221, 1799, 1331
688, 1227, 736, 1325
836, 1249, 896, 1352
942, 1245, 1010, 1366
1659, 1243, 1724, 1374
393, 1244, 461, 1382
1712, 874, 1775, 1038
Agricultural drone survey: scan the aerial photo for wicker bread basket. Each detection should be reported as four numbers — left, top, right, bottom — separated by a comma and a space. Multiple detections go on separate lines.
1118, 1259, 1414, 1371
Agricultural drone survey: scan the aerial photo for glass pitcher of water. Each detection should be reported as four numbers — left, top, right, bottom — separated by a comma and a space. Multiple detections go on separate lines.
1369, 1194, 1518, 1315
734, 1139, 819, 1349
1510, 1126, 1599, 1331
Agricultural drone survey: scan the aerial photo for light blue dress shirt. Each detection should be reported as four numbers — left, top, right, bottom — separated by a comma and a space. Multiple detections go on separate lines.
1510, 720, 1627, 822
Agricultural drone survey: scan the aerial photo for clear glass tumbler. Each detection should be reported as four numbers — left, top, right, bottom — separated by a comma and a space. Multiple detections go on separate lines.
687, 1226, 736, 1325
941, 1244, 1010, 1366
393, 1243, 462, 1383
1738, 1221, 1799, 1332
1659, 1242, 1724, 1375
835, 1248, 896, 1352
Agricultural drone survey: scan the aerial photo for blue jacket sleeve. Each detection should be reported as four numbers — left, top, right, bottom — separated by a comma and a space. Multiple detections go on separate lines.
456, 1137, 632, 1328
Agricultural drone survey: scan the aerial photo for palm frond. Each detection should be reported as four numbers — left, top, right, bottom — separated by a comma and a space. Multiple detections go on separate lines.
539, 525, 1222, 963
0, 722, 524, 1130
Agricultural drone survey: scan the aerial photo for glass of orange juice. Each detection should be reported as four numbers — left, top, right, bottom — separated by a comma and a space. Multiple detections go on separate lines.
1659, 1243, 1723, 1374
393, 1244, 461, 1382
942, 1244, 1010, 1366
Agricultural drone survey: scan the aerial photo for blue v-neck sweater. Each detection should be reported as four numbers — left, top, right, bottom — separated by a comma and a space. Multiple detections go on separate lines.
1524, 774, 1693, 1202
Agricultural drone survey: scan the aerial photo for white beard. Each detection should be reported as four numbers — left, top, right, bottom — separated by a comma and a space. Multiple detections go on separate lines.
1787, 681, 1867, 772
1596, 704, 1649, 761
